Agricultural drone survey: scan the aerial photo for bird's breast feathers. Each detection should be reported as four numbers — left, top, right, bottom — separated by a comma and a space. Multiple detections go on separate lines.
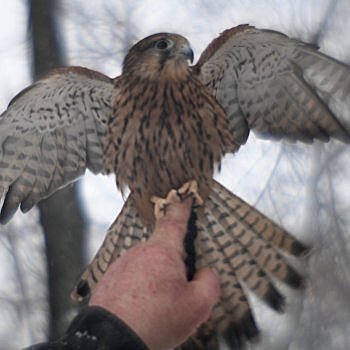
103, 74, 232, 222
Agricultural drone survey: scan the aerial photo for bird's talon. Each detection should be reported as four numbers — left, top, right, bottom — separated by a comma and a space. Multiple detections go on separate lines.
151, 196, 169, 219
152, 181, 203, 220
177, 180, 204, 207
176, 189, 184, 201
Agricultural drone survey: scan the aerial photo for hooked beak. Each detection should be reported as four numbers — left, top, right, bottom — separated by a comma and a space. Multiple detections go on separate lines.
178, 44, 194, 64
185, 47, 194, 64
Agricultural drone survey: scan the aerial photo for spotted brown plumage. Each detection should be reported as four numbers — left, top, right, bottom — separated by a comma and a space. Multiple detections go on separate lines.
105, 33, 233, 224
1, 25, 350, 349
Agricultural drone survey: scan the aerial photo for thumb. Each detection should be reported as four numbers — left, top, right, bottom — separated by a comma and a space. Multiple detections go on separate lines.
187, 267, 220, 323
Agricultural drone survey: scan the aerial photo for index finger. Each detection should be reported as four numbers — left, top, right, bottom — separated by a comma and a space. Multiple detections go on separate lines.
150, 195, 193, 256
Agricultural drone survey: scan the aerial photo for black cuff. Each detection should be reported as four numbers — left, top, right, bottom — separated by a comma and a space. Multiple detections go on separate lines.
63, 306, 149, 349
25, 306, 149, 350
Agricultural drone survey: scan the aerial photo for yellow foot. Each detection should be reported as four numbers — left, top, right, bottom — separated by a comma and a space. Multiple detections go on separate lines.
151, 180, 204, 219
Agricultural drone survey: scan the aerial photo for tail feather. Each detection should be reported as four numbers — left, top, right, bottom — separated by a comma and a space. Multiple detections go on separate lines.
196, 221, 255, 329
210, 183, 306, 289
188, 181, 307, 348
72, 181, 308, 349
202, 191, 286, 313
213, 180, 309, 256
71, 195, 151, 301
185, 226, 252, 349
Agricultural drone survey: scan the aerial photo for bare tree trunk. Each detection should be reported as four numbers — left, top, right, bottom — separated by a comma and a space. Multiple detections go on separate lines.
28, 0, 86, 340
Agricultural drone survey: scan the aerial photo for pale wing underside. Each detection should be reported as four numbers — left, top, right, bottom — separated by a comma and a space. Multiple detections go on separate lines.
0, 67, 115, 223
195, 25, 350, 150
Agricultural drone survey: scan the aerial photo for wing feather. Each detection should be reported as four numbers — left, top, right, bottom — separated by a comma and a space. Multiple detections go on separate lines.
195, 25, 350, 149
0, 66, 116, 223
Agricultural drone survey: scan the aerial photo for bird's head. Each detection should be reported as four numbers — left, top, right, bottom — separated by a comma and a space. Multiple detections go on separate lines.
122, 33, 194, 80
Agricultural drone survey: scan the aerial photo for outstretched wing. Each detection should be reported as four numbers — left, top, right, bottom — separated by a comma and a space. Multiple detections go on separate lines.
194, 25, 350, 150
0, 67, 116, 223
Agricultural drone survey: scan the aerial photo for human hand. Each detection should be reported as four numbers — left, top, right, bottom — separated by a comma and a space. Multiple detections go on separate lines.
89, 195, 220, 350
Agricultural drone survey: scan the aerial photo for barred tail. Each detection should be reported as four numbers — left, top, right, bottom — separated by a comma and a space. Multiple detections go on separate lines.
71, 195, 151, 301
179, 180, 308, 349
71, 181, 308, 350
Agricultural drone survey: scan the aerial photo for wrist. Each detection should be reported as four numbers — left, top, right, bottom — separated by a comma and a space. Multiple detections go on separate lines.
67, 306, 149, 350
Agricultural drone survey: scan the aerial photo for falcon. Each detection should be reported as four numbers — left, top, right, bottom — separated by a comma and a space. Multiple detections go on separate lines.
1, 25, 350, 349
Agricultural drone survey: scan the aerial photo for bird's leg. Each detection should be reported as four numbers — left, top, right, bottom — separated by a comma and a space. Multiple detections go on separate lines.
151, 181, 203, 281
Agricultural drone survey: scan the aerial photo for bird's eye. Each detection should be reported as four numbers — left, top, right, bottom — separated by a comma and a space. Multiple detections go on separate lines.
155, 39, 171, 50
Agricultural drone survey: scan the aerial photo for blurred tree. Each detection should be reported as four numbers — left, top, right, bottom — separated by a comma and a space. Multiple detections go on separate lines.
28, 0, 86, 340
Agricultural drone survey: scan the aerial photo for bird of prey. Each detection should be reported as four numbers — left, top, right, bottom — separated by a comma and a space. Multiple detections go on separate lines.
1, 24, 350, 349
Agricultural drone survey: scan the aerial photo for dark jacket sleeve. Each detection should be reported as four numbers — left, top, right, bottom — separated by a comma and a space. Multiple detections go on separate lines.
24, 306, 149, 350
